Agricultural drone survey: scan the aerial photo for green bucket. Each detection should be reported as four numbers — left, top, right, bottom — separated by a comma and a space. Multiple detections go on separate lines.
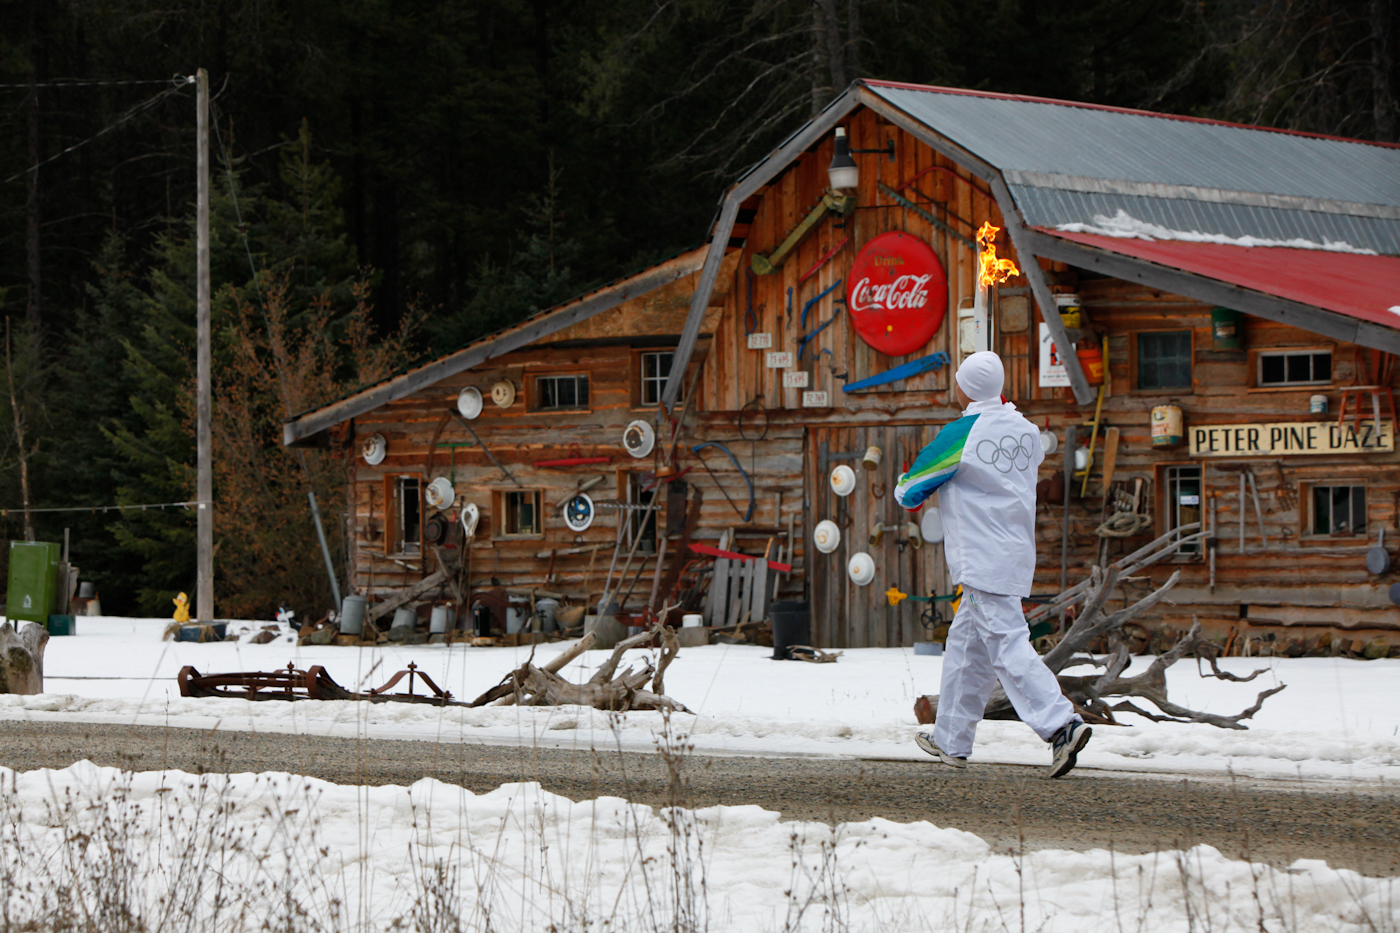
1211, 307, 1242, 350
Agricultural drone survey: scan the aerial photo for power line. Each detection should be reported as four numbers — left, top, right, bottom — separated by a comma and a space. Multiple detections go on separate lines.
0, 77, 188, 89
2, 79, 192, 185
0, 500, 200, 516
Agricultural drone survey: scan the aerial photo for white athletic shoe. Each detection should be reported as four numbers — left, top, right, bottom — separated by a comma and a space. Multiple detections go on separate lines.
914, 729, 967, 768
1048, 720, 1092, 778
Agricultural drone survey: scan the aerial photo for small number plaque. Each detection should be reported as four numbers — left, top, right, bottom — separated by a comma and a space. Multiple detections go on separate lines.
765, 351, 793, 369
747, 333, 772, 350
783, 370, 809, 388
802, 390, 830, 408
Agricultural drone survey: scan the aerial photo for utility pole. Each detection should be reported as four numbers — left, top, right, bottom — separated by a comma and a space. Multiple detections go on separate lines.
196, 68, 214, 622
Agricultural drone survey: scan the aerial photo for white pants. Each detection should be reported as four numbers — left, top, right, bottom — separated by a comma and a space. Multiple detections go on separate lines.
933, 584, 1075, 758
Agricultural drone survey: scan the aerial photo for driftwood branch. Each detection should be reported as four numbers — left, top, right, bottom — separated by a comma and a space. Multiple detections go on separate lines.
487, 632, 597, 707
652, 623, 680, 697
473, 621, 692, 714
915, 533, 1285, 731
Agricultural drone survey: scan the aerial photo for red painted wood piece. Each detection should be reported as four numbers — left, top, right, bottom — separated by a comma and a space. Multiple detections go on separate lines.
799, 235, 850, 286
532, 457, 613, 467
689, 543, 792, 573
846, 230, 948, 356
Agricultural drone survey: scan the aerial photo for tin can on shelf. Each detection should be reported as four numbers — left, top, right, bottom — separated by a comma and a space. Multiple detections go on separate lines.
1151, 404, 1183, 448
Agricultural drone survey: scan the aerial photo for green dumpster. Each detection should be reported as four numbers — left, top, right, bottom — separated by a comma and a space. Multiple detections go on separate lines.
7, 541, 61, 625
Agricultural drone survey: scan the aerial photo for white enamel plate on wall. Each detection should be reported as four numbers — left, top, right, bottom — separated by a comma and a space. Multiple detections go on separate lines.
457, 386, 483, 419
362, 433, 387, 466
813, 519, 841, 553
847, 552, 875, 586
830, 465, 856, 497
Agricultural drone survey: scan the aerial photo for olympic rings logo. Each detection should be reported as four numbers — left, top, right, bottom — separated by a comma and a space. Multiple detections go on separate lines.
975, 433, 1035, 473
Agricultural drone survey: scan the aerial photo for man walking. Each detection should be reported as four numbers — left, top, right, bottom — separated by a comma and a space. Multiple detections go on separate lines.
894, 351, 1090, 778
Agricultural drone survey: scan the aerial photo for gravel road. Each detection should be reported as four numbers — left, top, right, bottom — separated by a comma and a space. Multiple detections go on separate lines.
0, 720, 1394, 876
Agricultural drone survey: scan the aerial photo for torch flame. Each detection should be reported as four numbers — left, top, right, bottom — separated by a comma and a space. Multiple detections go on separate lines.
977, 222, 1020, 287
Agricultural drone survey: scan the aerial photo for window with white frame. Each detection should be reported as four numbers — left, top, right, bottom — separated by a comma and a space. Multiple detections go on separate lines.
1162, 465, 1202, 555
533, 373, 589, 411
1258, 350, 1332, 387
390, 475, 422, 555
1311, 483, 1365, 536
639, 351, 675, 407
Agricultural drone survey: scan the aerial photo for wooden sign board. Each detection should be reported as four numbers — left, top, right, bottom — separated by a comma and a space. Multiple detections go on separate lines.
1188, 420, 1394, 457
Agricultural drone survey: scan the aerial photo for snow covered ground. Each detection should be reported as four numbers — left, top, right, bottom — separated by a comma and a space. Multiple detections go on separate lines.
0, 758, 1394, 933
0, 616, 1395, 932
7, 616, 1399, 784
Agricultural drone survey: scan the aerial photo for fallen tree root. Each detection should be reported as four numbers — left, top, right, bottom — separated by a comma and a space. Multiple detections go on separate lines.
471, 615, 693, 714
915, 536, 1286, 731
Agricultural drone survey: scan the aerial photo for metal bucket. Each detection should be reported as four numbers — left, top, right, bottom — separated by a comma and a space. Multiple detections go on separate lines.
429, 605, 451, 634
534, 597, 560, 633
1210, 307, 1241, 350
339, 595, 367, 635
506, 603, 527, 634
391, 606, 416, 632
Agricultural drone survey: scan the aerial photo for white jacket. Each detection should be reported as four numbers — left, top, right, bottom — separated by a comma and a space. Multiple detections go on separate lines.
893, 398, 1045, 597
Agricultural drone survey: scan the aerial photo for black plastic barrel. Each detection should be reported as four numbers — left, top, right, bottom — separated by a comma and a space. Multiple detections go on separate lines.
769, 600, 810, 660
471, 602, 493, 637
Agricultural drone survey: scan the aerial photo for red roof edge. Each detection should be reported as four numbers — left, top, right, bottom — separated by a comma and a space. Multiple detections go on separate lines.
859, 79, 1400, 151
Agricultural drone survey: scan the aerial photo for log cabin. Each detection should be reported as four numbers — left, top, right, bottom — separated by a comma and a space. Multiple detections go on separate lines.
284, 79, 1400, 654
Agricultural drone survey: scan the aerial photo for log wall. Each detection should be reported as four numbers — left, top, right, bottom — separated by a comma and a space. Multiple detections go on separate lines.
1017, 277, 1400, 640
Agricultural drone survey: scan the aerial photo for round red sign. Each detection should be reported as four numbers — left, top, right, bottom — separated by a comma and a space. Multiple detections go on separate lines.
845, 231, 948, 356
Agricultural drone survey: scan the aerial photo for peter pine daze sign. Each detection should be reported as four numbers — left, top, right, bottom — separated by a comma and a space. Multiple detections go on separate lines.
1189, 420, 1394, 457
846, 231, 947, 356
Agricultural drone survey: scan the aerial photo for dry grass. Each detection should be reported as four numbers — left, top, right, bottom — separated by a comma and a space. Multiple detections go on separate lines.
0, 717, 1393, 933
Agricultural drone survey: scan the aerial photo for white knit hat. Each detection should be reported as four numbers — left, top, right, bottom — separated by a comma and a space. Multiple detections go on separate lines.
955, 351, 1004, 401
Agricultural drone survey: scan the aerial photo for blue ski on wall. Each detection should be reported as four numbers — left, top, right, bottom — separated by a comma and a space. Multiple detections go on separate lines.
842, 352, 950, 393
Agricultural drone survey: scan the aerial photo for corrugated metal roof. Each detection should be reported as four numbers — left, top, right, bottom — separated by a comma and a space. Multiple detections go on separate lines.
281, 245, 708, 442
865, 81, 1400, 254
1040, 230, 1400, 331
1012, 186, 1400, 255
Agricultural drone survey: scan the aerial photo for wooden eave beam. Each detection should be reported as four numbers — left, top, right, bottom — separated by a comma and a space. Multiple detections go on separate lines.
1021, 228, 1400, 357
858, 86, 1098, 405
282, 248, 708, 446
660, 87, 866, 411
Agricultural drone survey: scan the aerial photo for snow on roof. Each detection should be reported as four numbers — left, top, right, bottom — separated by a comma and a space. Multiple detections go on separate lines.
863, 81, 1400, 256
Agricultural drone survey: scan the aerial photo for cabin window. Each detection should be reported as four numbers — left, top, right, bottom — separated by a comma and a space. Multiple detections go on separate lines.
1257, 350, 1332, 387
1160, 465, 1202, 556
1310, 484, 1366, 536
495, 489, 543, 538
384, 474, 422, 556
1135, 331, 1193, 391
533, 373, 590, 411
638, 351, 674, 407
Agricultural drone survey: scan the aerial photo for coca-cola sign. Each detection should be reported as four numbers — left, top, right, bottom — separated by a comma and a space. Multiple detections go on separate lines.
846, 231, 947, 356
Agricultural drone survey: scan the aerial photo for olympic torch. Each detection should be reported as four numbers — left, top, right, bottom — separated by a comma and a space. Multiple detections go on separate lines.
974, 222, 1020, 354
